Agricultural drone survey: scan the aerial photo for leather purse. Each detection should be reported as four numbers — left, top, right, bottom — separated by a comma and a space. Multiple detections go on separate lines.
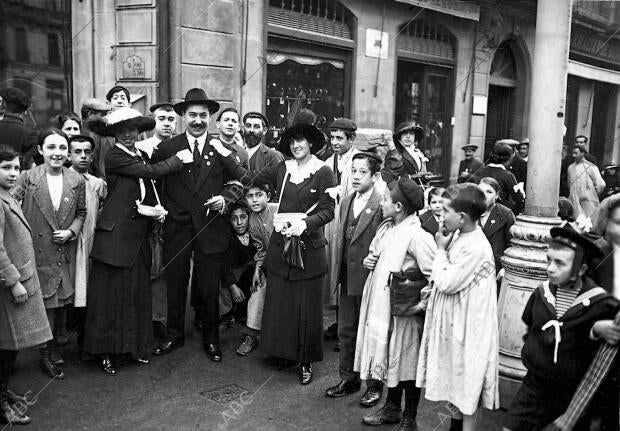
282, 236, 306, 270
388, 268, 428, 316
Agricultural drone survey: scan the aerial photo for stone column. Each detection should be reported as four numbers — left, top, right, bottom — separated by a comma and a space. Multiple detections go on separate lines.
498, 0, 573, 379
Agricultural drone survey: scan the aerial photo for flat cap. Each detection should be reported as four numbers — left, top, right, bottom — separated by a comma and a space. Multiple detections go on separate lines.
496, 138, 519, 147
81, 98, 111, 112
462, 144, 478, 151
353, 151, 382, 165
329, 118, 357, 132
149, 102, 175, 113
0, 88, 29, 110
242, 112, 269, 128
395, 178, 425, 212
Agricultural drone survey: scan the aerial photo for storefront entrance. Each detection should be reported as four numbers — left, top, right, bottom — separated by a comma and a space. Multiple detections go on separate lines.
395, 60, 452, 179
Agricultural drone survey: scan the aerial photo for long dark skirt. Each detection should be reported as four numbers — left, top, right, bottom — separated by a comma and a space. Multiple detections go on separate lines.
83, 244, 153, 357
261, 273, 324, 363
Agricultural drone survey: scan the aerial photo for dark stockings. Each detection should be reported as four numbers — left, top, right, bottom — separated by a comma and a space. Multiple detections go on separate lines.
386, 380, 421, 420
0, 350, 17, 390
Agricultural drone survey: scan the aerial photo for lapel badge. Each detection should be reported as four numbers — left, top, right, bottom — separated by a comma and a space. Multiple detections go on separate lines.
63, 197, 70, 203
206, 161, 211, 166
491, 220, 496, 224
365, 208, 371, 214
209, 151, 214, 156
582, 298, 590, 307
204, 155, 209, 159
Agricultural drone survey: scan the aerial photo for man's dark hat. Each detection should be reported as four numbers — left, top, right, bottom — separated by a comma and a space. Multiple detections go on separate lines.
492, 142, 513, 161
105, 85, 130, 102
393, 122, 424, 143
149, 102, 175, 113
462, 144, 478, 151
278, 123, 326, 157
329, 118, 357, 132
395, 178, 425, 212
173, 88, 220, 116
550, 227, 604, 260
242, 112, 269, 128
0, 88, 29, 111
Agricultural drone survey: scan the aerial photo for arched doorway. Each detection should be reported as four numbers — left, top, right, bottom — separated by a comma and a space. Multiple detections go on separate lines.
484, 40, 529, 159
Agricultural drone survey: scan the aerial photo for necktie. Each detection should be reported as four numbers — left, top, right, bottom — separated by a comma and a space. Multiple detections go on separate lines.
192, 140, 201, 179
333, 155, 341, 184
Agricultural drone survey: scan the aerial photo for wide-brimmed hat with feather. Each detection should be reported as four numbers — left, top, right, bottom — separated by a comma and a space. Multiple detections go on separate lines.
393, 121, 425, 144
278, 123, 326, 157
94, 107, 155, 137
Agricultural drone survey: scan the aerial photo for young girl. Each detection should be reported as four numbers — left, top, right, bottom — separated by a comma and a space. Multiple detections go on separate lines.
14, 129, 86, 380
356, 179, 436, 430
416, 183, 500, 431
0, 145, 52, 424
419, 187, 445, 236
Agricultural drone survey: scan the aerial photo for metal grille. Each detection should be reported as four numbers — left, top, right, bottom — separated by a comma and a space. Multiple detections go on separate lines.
268, 0, 353, 40
397, 19, 454, 63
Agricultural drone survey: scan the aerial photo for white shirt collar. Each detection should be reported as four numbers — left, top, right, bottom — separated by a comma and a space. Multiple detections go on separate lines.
247, 144, 261, 159
186, 131, 208, 148
487, 163, 506, 170
114, 143, 141, 157
355, 187, 373, 201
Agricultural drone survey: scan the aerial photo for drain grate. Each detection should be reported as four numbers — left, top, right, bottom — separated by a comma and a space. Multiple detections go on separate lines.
200, 384, 250, 404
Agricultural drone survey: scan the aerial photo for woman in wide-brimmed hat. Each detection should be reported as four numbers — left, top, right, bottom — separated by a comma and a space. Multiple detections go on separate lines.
83, 107, 193, 375
393, 122, 429, 179
240, 122, 336, 384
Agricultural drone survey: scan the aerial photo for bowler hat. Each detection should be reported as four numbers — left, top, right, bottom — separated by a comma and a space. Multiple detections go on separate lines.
95, 107, 155, 137
329, 118, 357, 132
0, 88, 29, 111
149, 102, 175, 113
174, 88, 220, 115
393, 122, 424, 144
243, 112, 269, 128
278, 123, 326, 157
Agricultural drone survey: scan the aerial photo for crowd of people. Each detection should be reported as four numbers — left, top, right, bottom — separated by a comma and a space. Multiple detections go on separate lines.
0, 84, 618, 430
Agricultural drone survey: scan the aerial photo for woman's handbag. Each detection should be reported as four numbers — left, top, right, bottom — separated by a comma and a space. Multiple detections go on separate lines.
274, 171, 318, 269
136, 178, 167, 221
388, 268, 428, 316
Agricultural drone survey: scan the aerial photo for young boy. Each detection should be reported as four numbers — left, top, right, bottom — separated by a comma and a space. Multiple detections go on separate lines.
503, 226, 620, 431
236, 184, 277, 356
67, 135, 107, 354
325, 152, 386, 407
105, 85, 131, 111
416, 183, 500, 431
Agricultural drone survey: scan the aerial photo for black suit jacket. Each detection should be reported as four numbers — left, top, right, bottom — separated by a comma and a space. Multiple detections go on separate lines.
0, 114, 37, 167
481, 203, 515, 270
153, 133, 249, 255
592, 238, 615, 294
90, 145, 182, 268
508, 155, 528, 185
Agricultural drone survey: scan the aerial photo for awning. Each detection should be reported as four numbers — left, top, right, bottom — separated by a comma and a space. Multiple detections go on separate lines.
266, 52, 345, 69
394, 0, 480, 21
568, 60, 620, 86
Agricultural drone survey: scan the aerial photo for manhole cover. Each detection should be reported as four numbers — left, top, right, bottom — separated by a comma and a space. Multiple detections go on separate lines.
200, 384, 250, 404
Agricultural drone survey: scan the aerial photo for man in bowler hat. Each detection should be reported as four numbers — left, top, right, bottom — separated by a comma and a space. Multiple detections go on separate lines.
152, 88, 242, 362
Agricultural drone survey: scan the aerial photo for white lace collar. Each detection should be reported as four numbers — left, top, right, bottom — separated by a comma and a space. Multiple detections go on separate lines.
285, 156, 325, 184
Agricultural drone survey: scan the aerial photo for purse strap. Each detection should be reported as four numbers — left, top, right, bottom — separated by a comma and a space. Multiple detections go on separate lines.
137, 178, 162, 207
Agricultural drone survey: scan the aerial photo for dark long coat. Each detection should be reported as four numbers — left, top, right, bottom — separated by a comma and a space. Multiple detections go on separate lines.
0, 188, 52, 350
248, 143, 284, 171
481, 203, 515, 270
0, 114, 37, 167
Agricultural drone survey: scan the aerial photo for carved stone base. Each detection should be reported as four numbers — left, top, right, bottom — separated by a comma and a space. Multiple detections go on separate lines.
498, 215, 563, 379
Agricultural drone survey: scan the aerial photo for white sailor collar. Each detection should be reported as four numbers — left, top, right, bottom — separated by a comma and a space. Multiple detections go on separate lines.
285, 155, 325, 185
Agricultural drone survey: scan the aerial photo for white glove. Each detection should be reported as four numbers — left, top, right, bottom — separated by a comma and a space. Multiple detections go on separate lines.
209, 139, 232, 157
283, 220, 307, 237
175, 149, 193, 164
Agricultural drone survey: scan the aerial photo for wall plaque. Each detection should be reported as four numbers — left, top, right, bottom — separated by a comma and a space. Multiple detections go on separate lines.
123, 55, 146, 79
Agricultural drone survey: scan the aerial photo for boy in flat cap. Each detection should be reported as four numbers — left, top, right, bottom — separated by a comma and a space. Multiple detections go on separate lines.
0, 88, 37, 169
457, 144, 483, 184
503, 227, 620, 431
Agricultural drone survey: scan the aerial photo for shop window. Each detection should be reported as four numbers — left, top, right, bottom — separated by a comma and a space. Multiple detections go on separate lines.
266, 51, 346, 130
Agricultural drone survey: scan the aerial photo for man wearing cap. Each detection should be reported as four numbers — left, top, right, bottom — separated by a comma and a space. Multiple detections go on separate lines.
215, 107, 249, 169
0, 87, 37, 168
152, 88, 245, 362
477, 142, 525, 214
242, 111, 283, 171
81, 98, 112, 177
106, 85, 131, 111
457, 144, 483, 184
503, 227, 620, 431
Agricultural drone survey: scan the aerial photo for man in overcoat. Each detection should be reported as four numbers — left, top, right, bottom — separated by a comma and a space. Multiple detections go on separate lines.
0, 88, 37, 169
